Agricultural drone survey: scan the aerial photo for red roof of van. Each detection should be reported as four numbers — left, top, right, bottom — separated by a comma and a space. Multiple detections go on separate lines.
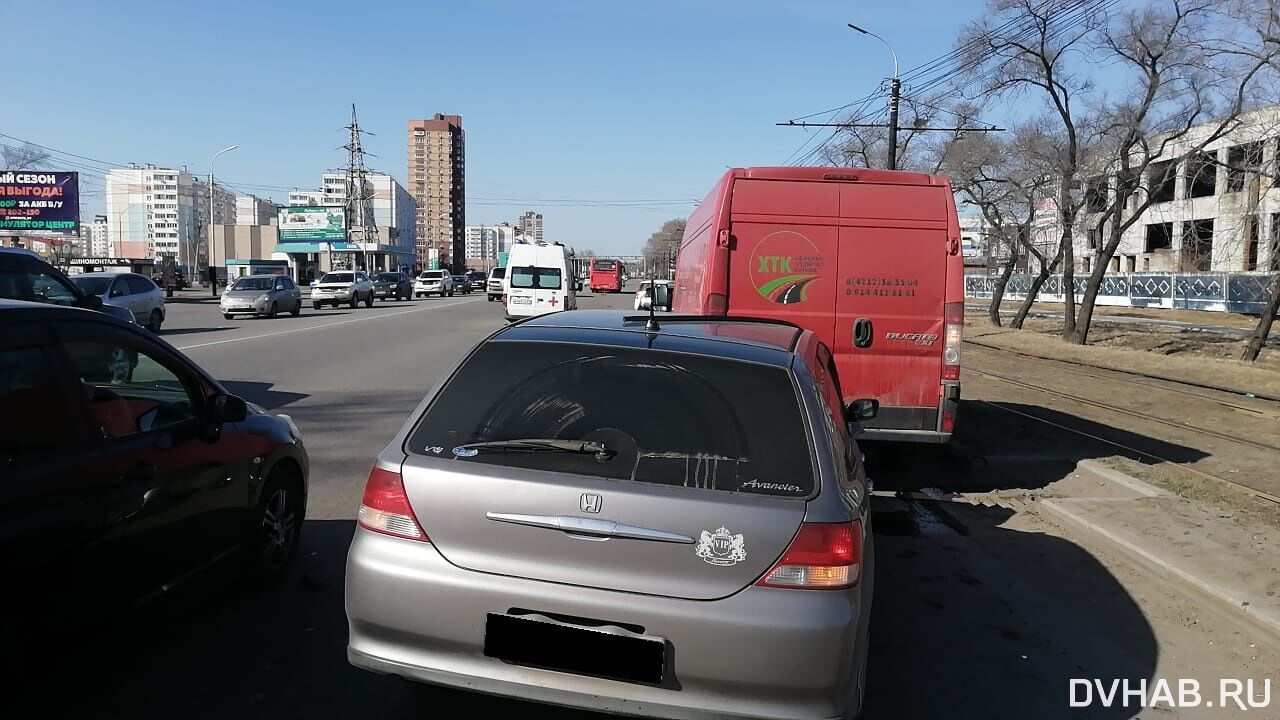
731, 166, 944, 186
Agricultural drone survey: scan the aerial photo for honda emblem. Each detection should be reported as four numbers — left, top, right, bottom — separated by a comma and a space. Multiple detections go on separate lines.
580, 493, 602, 514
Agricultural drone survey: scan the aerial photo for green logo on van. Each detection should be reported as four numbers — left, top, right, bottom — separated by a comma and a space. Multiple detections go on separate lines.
748, 231, 824, 305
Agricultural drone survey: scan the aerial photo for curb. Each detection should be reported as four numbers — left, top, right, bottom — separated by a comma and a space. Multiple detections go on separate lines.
1074, 459, 1174, 498
1039, 497, 1280, 647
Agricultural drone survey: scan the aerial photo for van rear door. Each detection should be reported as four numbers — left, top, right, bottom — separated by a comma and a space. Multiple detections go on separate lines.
724, 179, 840, 342
832, 181, 950, 420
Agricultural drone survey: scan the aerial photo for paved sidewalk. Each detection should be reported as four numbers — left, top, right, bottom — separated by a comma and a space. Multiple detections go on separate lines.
1033, 460, 1280, 646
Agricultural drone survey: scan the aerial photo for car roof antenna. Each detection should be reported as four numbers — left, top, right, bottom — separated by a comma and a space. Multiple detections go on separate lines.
645, 269, 660, 334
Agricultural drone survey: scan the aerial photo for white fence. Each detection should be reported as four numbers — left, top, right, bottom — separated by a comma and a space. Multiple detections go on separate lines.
965, 271, 1279, 314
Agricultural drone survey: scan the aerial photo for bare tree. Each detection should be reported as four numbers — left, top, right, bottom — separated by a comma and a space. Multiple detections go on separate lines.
957, 0, 1108, 339
942, 124, 1055, 326
1, 142, 50, 170
823, 94, 964, 173
1070, 0, 1280, 345
643, 218, 686, 265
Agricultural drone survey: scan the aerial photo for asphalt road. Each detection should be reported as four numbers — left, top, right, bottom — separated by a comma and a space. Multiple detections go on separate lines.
18, 286, 1273, 718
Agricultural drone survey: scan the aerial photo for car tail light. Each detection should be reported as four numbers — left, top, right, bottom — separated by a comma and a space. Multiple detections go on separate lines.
707, 292, 728, 315
757, 521, 862, 589
942, 301, 963, 381
357, 466, 429, 541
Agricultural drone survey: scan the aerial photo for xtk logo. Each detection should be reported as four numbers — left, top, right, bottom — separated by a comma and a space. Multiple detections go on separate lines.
747, 231, 825, 305
885, 332, 938, 346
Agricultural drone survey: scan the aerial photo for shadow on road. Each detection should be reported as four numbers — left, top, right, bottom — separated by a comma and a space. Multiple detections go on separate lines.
865, 399, 1210, 493
221, 380, 310, 412
865, 502, 1157, 719
19, 504, 1159, 719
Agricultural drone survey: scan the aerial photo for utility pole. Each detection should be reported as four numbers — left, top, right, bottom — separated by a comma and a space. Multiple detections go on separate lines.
343, 104, 378, 272
848, 23, 899, 171
886, 77, 900, 171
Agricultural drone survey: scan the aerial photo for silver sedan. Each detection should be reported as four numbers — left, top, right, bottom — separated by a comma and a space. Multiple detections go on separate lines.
71, 271, 166, 331
220, 274, 303, 319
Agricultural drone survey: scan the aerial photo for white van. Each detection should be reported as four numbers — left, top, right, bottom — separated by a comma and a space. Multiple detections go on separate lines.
503, 242, 577, 320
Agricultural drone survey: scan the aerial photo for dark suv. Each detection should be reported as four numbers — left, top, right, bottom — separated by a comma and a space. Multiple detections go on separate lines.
0, 300, 309, 659
0, 248, 136, 325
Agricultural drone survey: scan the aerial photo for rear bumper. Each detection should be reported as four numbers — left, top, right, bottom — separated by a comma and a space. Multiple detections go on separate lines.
860, 383, 959, 445
345, 528, 867, 720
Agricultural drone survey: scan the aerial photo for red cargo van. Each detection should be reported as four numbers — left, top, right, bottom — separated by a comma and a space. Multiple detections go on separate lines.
673, 167, 963, 443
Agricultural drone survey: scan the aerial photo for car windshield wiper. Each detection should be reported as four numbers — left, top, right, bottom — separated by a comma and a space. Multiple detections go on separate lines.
456, 439, 616, 462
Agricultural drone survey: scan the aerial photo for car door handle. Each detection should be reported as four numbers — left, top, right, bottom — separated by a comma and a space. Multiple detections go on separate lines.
853, 318, 874, 348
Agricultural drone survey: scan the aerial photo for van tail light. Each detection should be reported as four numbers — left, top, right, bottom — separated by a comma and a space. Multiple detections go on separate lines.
757, 521, 862, 589
941, 407, 956, 433
707, 292, 728, 315
942, 301, 963, 381
501, 294, 507, 307
357, 466, 429, 542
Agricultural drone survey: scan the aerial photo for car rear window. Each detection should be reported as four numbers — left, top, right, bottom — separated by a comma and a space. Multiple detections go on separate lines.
422, 271, 444, 279
490, 268, 506, 279
320, 273, 353, 283
510, 266, 561, 289
376, 273, 400, 282
407, 341, 814, 498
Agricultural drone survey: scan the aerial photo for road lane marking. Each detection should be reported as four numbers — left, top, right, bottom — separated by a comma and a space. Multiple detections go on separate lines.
175, 298, 484, 351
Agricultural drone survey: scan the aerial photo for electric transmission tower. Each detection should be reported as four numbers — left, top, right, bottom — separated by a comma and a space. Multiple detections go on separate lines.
343, 103, 378, 271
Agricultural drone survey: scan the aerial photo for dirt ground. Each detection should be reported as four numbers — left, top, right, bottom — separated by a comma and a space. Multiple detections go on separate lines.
1017, 300, 1268, 330
967, 319, 1280, 397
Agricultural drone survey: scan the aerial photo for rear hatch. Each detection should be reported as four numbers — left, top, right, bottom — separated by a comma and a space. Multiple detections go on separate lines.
507, 264, 564, 314
399, 338, 814, 600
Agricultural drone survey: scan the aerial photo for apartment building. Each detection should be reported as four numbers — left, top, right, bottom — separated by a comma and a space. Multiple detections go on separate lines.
236, 194, 280, 226
517, 210, 543, 242
407, 115, 465, 271
464, 224, 517, 266
105, 163, 235, 269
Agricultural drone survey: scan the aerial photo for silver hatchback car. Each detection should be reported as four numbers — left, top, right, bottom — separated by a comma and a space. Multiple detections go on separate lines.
220, 274, 303, 319
70, 271, 166, 331
345, 310, 878, 720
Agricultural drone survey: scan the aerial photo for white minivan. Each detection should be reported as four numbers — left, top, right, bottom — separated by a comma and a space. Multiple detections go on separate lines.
503, 241, 577, 321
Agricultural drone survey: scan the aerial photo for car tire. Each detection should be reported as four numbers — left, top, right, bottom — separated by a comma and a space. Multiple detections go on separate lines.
224, 313, 234, 320
147, 309, 163, 332
364, 292, 374, 308
242, 466, 305, 587
487, 296, 494, 302
267, 302, 278, 319
291, 300, 301, 317
313, 302, 322, 310
448, 290, 454, 297
349, 295, 359, 309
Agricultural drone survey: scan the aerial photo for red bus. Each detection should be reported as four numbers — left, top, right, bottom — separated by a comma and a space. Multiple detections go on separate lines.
589, 258, 624, 293
673, 167, 963, 443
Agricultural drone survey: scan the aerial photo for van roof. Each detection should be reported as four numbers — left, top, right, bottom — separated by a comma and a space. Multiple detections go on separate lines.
727, 166, 944, 186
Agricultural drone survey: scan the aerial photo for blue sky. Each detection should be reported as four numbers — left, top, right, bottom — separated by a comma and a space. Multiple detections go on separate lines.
1, 0, 988, 255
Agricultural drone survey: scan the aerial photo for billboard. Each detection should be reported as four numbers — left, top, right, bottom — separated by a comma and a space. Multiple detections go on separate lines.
0, 171, 79, 233
278, 206, 346, 241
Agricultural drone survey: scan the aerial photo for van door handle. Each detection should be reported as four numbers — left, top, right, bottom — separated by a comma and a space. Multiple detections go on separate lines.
853, 318, 874, 349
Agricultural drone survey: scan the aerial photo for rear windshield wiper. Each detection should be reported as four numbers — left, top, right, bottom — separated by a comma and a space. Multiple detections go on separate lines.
455, 439, 616, 462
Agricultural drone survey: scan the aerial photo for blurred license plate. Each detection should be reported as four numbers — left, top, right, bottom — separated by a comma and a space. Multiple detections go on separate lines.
510, 296, 532, 304
484, 614, 664, 685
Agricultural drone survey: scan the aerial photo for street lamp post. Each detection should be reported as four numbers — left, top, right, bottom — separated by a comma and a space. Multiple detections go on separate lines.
848, 23, 900, 171
209, 145, 238, 290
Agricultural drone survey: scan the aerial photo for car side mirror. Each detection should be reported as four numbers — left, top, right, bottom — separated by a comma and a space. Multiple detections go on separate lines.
79, 294, 104, 310
109, 289, 124, 298
845, 398, 879, 421
211, 393, 248, 424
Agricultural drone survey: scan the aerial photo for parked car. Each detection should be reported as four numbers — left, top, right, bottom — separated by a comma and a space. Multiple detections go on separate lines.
0, 299, 309, 664
486, 266, 507, 302
414, 269, 454, 298
71, 272, 167, 332
345, 311, 877, 720
0, 248, 135, 325
312, 271, 375, 309
220, 274, 303, 319
373, 272, 413, 301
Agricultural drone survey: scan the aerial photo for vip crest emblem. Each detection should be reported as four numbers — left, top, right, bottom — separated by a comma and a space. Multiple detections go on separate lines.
695, 526, 747, 566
